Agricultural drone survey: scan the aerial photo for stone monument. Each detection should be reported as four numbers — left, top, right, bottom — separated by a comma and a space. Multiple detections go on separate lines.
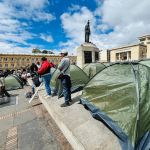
77, 20, 99, 69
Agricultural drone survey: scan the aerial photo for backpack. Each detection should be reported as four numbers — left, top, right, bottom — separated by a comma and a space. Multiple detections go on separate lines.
25, 91, 32, 98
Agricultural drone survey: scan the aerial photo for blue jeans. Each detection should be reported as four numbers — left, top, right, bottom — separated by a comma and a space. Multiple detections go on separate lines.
31, 84, 35, 94
42, 73, 52, 96
61, 77, 71, 104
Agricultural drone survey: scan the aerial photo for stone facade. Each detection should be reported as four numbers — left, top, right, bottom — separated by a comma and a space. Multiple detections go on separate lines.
0, 53, 76, 71
110, 43, 147, 62
77, 43, 99, 69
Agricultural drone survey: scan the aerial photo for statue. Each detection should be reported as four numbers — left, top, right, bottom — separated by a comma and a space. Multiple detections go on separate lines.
85, 20, 91, 43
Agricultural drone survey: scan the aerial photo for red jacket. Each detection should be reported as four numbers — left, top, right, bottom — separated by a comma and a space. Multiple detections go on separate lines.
37, 61, 53, 75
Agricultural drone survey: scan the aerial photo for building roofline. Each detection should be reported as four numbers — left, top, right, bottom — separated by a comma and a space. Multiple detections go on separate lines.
0, 53, 77, 56
110, 43, 146, 51
138, 34, 150, 39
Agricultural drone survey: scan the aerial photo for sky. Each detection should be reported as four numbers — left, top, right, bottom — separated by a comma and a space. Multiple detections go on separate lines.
0, 0, 150, 55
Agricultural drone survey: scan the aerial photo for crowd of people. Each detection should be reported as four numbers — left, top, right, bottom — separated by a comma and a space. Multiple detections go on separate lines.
0, 51, 72, 107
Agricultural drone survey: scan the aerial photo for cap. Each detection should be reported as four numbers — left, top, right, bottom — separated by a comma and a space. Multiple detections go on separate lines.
32, 61, 35, 64
60, 50, 68, 54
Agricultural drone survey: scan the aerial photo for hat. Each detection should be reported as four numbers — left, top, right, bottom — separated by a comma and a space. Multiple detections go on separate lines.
60, 50, 68, 54
32, 61, 35, 64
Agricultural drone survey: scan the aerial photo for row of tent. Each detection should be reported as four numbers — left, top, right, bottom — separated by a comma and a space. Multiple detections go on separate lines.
50, 59, 150, 150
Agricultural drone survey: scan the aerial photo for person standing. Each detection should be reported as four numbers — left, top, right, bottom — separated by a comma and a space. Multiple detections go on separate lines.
58, 50, 71, 107
30, 62, 38, 75
37, 57, 53, 98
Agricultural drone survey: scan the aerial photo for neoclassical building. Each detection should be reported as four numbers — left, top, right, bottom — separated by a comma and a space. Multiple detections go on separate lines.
110, 34, 150, 62
0, 53, 77, 71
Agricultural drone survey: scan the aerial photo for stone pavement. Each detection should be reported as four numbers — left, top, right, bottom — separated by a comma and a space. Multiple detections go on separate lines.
27, 79, 122, 150
0, 85, 73, 150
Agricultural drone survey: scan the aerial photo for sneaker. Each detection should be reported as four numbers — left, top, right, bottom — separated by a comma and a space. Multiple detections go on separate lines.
60, 103, 70, 107
44, 94, 48, 97
45, 95, 52, 99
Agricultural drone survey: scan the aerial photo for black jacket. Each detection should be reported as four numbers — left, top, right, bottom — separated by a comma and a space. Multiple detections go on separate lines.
32, 76, 41, 87
30, 65, 38, 73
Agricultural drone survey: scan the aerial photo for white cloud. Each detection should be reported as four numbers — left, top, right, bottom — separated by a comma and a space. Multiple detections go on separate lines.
40, 34, 54, 43
68, 4, 80, 12
60, 0, 150, 54
60, 6, 96, 54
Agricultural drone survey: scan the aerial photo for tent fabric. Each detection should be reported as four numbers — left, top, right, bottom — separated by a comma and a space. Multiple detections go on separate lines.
83, 62, 106, 78
50, 65, 89, 98
12, 74, 23, 87
5, 75, 23, 91
139, 59, 150, 67
103, 62, 113, 67
80, 62, 150, 150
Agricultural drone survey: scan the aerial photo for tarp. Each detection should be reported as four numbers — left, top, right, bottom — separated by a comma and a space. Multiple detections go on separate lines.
50, 65, 89, 98
5, 75, 23, 91
83, 62, 106, 78
80, 62, 150, 150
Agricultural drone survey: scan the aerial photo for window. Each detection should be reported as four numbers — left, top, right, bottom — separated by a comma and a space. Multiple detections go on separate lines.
17, 63, 20, 67
0, 58, 1, 62
32, 58, 34, 62
22, 58, 24, 62
56, 58, 58, 62
140, 39, 145, 42
75, 59, 76, 62
27, 58, 30, 62
148, 38, 150, 40
52, 58, 54, 63
48, 58, 50, 62
16, 58, 19, 62
5, 64, 8, 68
22, 63, 25, 67
72, 59, 73, 62
36, 58, 38, 62
0, 64, 2, 68
4, 58, 7, 62
27, 63, 30, 67
11, 64, 14, 68
116, 53, 119, 60
10, 58, 14, 62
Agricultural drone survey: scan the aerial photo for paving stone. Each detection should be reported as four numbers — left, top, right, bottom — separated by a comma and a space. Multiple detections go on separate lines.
18, 119, 62, 150
0, 130, 7, 149
0, 117, 14, 132
14, 109, 36, 126
0, 105, 15, 117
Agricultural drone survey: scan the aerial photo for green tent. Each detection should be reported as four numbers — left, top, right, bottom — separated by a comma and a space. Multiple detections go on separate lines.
5, 75, 23, 91
103, 62, 113, 67
50, 65, 89, 98
140, 59, 150, 67
83, 62, 106, 78
80, 62, 150, 150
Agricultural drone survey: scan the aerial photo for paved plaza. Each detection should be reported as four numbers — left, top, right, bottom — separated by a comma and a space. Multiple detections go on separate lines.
0, 85, 72, 150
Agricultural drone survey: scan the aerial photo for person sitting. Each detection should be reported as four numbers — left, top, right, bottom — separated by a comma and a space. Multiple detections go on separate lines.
21, 72, 27, 85
0, 74, 10, 97
27, 72, 31, 78
30, 74, 41, 94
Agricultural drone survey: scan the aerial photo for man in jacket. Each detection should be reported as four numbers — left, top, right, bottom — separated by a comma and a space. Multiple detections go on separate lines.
30, 62, 38, 75
58, 50, 71, 107
30, 73, 41, 94
37, 57, 53, 98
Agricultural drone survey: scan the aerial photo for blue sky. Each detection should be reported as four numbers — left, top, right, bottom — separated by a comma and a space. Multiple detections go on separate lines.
0, 0, 150, 54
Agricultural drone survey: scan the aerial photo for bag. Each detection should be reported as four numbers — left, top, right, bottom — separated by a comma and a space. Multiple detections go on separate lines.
25, 91, 32, 98
55, 60, 70, 81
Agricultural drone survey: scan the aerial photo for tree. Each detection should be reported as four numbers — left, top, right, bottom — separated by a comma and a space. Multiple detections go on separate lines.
42, 50, 48, 54
48, 50, 54, 54
32, 48, 41, 53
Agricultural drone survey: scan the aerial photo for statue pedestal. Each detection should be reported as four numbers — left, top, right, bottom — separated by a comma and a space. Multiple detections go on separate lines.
77, 42, 99, 69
